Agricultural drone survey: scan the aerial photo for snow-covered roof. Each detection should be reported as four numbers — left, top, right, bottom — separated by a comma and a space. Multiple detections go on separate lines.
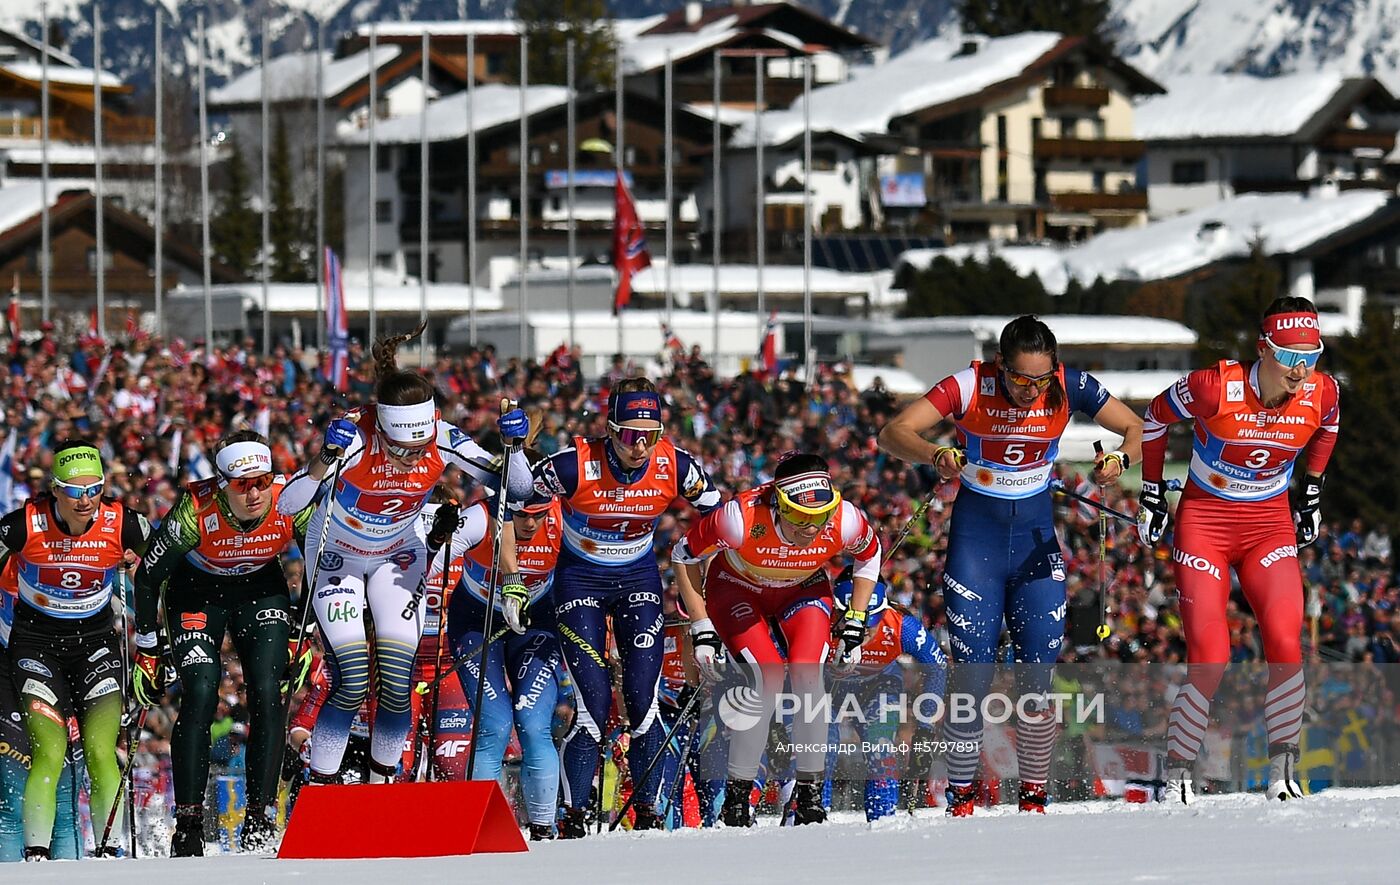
863, 315, 1197, 347
209, 46, 401, 106
0, 181, 86, 235
1090, 370, 1188, 401
627, 262, 884, 297
732, 31, 1063, 148
1, 61, 123, 89
459, 308, 760, 332
198, 282, 501, 314
899, 190, 1393, 294
621, 15, 742, 74
790, 363, 931, 395
0, 143, 154, 164
353, 21, 522, 38
614, 16, 670, 43
3, 26, 83, 70
1135, 73, 1345, 140
340, 83, 570, 145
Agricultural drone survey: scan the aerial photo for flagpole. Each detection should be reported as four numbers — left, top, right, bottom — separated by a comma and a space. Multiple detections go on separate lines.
419, 29, 429, 366
153, 8, 163, 338
368, 23, 378, 344
615, 46, 624, 361
802, 57, 813, 384
663, 50, 673, 327
40, 0, 50, 324
315, 20, 325, 354
711, 50, 721, 365
566, 38, 576, 351
755, 60, 765, 345
198, 11, 212, 350
93, 3, 105, 340
467, 33, 478, 347
261, 17, 271, 356
518, 34, 529, 363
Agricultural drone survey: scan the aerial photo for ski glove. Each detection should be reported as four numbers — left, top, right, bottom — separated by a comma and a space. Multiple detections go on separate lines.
427, 500, 461, 551
1294, 475, 1324, 548
323, 418, 357, 454
501, 574, 530, 634
497, 408, 530, 442
285, 639, 314, 694
1137, 480, 1169, 547
833, 609, 867, 676
690, 618, 725, 683
132, 652, 165, 708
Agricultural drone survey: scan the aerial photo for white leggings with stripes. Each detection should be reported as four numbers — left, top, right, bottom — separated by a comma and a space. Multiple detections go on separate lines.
304, 526, 429, 778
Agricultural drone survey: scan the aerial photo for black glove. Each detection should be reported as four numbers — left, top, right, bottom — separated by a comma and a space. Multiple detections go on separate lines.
910, 726, 940, 777
1294, 475, 1324, 548
833, 609, 867, 676
1136, 480, 1169, 547
427, 500, 461, 551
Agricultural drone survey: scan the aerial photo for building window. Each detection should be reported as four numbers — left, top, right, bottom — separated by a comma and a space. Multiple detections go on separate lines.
86, 248, 114, 272
812, 148, 838, 171
486, 53, 504, 75
376, 200, 393, 223
996, 115, 1008, 202
1171, 159, 1208, 184
1093, 170, 1106, 192
1059, 116, 1078, 139
377, 146, 394, 172
375, 253, 395, 269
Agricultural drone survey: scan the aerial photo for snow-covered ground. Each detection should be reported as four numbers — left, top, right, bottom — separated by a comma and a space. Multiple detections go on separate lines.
19, 787, 1400, 884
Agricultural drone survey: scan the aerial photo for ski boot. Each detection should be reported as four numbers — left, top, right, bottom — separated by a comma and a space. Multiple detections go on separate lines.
946, 781, 980, 817
529, 823, 556, 841
790, 780, 827, 825
23, 846, 50, 862
95, 845, 121, 858
240, 809, 278, 853
558, 807, 589, 840
1163, 761, 1195, 806
1019, 781, 1048, 813
721, 779, 754, 828
631, 805, 664, 831
1267, 744, 1303, 802
171, 804, 205, 857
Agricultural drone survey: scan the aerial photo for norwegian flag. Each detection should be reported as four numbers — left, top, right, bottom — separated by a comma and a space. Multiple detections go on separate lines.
5, 285, 18, 358
661, 321, 683, 353
612, 176, 651, 315
759, 311, 779, 378
323, 246, 350, 392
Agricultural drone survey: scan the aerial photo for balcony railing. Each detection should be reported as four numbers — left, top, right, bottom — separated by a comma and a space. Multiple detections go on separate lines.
1043, 85, 1110, 108
0, 114, 154, 144
1319, 129, 1397, 152
1033, 136, 1146, 162
1050, 191, 1149, 212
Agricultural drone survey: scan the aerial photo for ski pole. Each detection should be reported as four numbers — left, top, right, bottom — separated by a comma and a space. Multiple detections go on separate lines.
609, 682, 707, 832
413, 625, 511, 696
881, 487, 938, 569
467, 398, 519, 781
98, 706, 149, 855
424, 520, 456, 782
1048, 479, 1136, 523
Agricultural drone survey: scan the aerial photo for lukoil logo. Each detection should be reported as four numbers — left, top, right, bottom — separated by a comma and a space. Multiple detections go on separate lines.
1173, 549, 1221, 579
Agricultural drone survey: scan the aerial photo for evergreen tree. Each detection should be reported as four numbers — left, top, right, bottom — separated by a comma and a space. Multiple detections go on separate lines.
1190, 241, 1281, 364
269, 118, 311, 282
901, 255, 1050, 316
959, 0, 1114, 43
515, 0, 615, 88
211, 137, 258, 277
1327, 306, 1400, 525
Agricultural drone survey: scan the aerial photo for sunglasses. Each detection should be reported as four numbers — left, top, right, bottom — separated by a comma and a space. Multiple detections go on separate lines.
53, 479, 104, 500
227, 474, 275, 494
1002, 366, 1057, 391
379, 431, 430, 460
608, 422, 663, 448
1266, 338, 1323, 371
776, 500, 835, 528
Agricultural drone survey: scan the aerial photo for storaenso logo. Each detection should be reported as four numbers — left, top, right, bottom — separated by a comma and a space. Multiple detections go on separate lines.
1173, 549, 1221, 580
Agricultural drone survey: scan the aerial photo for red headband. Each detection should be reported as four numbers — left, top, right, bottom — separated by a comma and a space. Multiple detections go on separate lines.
1260, 312, 1321, 349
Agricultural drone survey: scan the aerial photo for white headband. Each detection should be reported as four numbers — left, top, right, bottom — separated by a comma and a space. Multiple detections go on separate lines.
216, 441, 273, 478
377, 401, 437, 444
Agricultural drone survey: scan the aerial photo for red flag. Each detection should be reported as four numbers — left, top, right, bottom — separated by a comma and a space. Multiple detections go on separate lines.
612, 175, 650, 315
760, 311, 779, 378
661, 321, 683, 353
125, 310, 138, 340
6, 292, 18, 358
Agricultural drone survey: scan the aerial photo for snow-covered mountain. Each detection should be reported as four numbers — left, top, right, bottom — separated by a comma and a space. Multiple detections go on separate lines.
5, 1, 1400, 96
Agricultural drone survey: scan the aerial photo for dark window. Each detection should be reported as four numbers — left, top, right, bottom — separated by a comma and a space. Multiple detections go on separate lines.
86, 248, 114, 272
1093, 170, 1106, 192
376, 146, 393, 172
1171, 159, 1208, 184
376, 200, 393, 223
375, 252, 395, 269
